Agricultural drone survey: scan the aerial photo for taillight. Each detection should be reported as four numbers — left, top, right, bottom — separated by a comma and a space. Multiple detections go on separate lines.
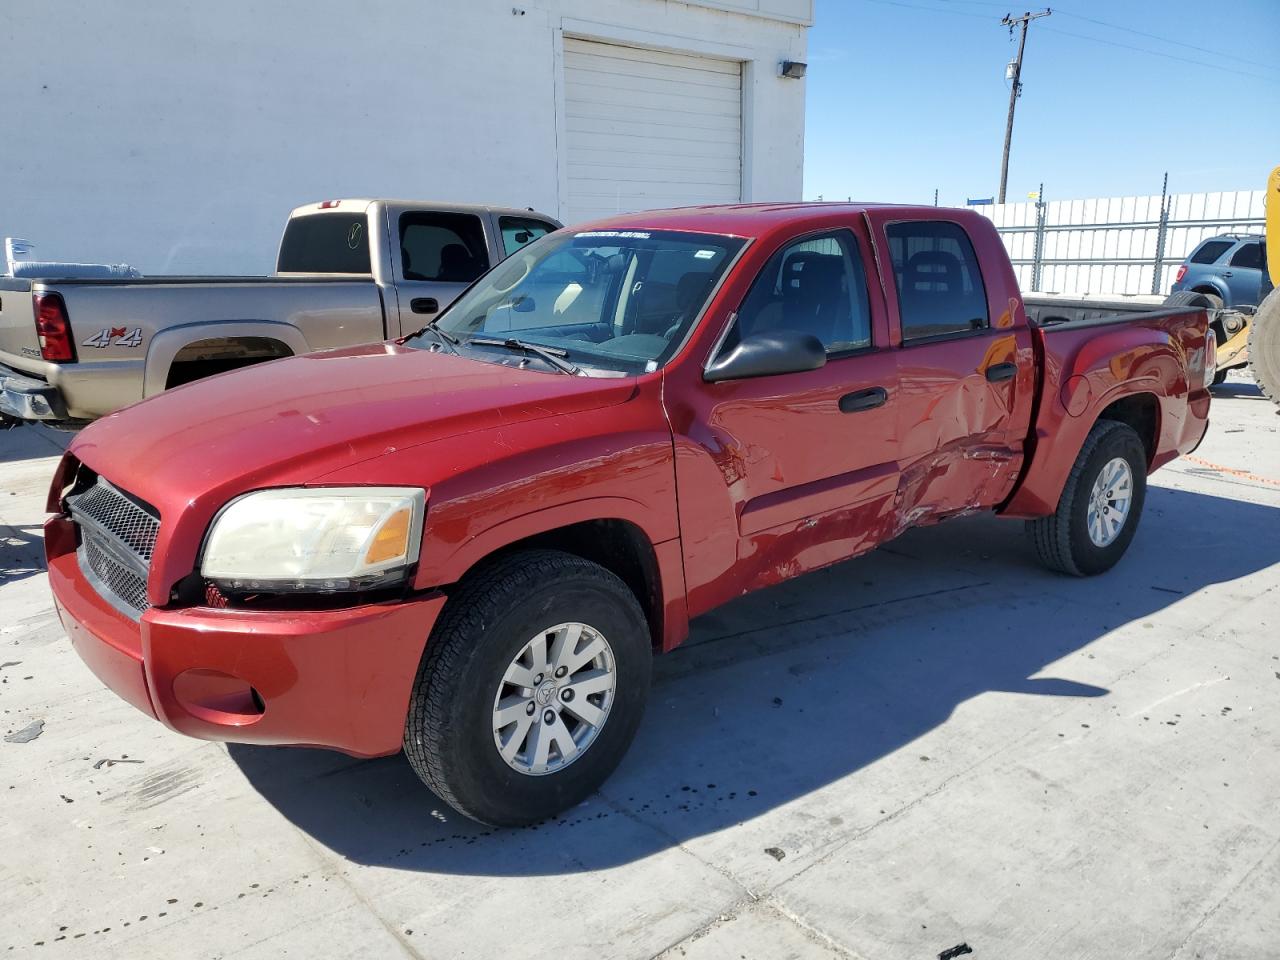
1204, 332, 1217, 388
34, 292, 76, 362
1175, 264, 1187, 284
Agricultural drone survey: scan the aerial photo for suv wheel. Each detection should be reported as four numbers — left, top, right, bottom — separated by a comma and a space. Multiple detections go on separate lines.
1027, 420, 1148, 576
404, 549, 652, 826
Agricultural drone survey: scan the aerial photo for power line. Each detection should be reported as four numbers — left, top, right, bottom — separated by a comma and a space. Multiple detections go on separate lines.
849, 0, 1280, 85
1042, 24, 1280, 85
1054, 8, 1279, 73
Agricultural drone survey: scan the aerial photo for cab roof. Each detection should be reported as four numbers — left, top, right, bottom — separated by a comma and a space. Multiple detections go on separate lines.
568, 201, 976, 239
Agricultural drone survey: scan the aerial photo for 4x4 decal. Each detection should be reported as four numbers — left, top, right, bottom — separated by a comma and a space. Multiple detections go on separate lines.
83, 327, 143, 349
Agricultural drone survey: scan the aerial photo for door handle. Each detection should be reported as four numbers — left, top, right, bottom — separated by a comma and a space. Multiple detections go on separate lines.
411, 297, 439, 315
839, 386, 888, 413
985, 362, 1018, 383
1222, 271, 1233, 278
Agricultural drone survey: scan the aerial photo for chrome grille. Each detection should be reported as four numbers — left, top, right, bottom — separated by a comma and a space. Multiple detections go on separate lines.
66, 478, 159, 618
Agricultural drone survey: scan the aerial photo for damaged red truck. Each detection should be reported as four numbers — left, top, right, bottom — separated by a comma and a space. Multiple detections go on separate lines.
46, 203, 1213, 826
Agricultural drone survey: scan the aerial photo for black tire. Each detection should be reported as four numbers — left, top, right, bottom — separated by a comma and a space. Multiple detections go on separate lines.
1026, 420, 1148, 576
1212, 368, 1229, 386
1248, 290, 1280, 406
1165, 289, 1223, 312
403, 549, 652, 827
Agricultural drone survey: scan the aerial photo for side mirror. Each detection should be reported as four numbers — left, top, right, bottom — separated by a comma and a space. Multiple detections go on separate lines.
704, 330, 827, 383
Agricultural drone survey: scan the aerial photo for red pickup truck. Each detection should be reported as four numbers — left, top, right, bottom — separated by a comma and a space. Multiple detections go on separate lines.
45, 203, 1213, 826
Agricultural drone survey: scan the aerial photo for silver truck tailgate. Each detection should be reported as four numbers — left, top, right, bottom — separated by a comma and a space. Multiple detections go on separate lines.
0, 281, 43, 373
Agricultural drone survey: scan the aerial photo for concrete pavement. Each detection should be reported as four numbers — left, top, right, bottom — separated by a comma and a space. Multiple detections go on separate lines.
2, 373, 1278, 959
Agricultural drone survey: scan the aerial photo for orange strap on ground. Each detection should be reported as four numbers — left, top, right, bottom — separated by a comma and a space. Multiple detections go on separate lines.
1184, 455, 1280, 487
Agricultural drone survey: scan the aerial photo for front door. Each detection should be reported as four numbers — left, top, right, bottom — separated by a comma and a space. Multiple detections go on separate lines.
670, 224, 901, 615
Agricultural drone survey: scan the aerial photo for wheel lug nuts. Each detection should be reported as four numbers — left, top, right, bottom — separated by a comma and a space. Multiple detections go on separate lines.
533, 674, 544, 685
543, 710, 556, 724
554, 666, 567, 678
526, 702, 536, 716
561, 688, 574, 702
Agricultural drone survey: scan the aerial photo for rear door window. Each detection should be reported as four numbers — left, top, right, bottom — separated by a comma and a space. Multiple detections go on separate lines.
886, 221, 989, 341
276, 213, 371, 274
500, 217, 557, 256
399, 212, 490, 283
1230, 241, 1263, 269
1190, 239, 1234, 264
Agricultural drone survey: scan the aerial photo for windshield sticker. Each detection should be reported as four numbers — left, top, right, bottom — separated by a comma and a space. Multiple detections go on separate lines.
347, 222, 363, 249
575, 230, 652, 240
694, 249, 716, 259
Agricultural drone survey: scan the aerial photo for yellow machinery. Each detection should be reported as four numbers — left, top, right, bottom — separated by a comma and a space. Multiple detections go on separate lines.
1250, 165, 1280, 404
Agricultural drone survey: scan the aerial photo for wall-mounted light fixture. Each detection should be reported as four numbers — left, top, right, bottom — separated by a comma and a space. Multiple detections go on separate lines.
779, 60, 807, 79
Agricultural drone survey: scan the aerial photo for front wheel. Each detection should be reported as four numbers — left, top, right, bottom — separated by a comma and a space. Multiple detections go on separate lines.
403, 550, 652, 826
1026, 420, 1148, 576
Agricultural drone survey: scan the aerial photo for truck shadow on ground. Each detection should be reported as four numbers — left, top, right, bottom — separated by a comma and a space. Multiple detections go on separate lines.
0, 424, 72, 465
228, 482, 1280, 876
0, 523, 46, 585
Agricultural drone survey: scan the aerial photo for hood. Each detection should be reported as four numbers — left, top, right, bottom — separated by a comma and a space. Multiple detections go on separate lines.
71, 341, 635, 511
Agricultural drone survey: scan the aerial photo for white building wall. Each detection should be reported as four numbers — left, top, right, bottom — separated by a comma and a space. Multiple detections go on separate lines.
0, 0, 810, 275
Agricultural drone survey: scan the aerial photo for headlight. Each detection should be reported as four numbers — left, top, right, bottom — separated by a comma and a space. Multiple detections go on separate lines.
201, 487, 425, 592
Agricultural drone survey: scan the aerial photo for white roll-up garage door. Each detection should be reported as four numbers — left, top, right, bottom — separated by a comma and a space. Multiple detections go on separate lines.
562, 38, 743, 225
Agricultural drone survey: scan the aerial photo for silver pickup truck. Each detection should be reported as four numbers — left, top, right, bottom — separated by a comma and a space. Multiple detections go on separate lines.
0, 199, 560, 427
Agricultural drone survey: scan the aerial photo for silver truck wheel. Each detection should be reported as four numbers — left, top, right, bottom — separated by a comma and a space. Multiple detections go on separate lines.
492, 622, 617, 776
1027, 420, 1147, 576
1084, 457, 1133, 547
403, 549, 651, 827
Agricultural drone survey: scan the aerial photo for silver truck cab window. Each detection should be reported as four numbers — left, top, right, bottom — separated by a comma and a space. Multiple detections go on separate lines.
399, 212, 490, 283
500, 217, 557, 257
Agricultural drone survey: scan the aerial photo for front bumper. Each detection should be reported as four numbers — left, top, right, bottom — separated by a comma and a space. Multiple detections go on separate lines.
47, 516, 446, 757
0, 362, 67, 421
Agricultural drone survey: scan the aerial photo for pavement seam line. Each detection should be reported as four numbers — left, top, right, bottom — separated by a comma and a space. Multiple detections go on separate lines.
255, 776, 429, 960
758, 896, 872, 959
1164, 832, 1280, 960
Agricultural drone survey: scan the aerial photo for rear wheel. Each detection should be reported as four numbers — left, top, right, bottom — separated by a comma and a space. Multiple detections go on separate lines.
1166, 289, 1223, 312
1249, 290, 1280, 406
403, 549, 652, 826
1026, 420, 1148, 576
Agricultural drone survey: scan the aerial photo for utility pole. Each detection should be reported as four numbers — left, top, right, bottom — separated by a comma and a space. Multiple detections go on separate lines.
998, 8, 1051, 204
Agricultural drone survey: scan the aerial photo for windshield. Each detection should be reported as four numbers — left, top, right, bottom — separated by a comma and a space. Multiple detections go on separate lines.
405, 229, 745, 374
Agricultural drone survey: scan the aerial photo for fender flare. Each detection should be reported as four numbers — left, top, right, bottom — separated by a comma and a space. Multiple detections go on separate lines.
416, 495, 689, 650
418, 495, 671, 588
143, 319, 310, 397
1189, 280, 1228, 304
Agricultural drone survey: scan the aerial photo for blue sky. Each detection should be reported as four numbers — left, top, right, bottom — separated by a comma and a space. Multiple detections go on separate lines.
803, 0, 1280, 205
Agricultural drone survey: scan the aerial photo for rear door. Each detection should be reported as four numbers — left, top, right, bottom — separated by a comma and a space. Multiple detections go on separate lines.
865, 211, 1035, 518
391, 208, 492, 334
1225, 239, 1265, 306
